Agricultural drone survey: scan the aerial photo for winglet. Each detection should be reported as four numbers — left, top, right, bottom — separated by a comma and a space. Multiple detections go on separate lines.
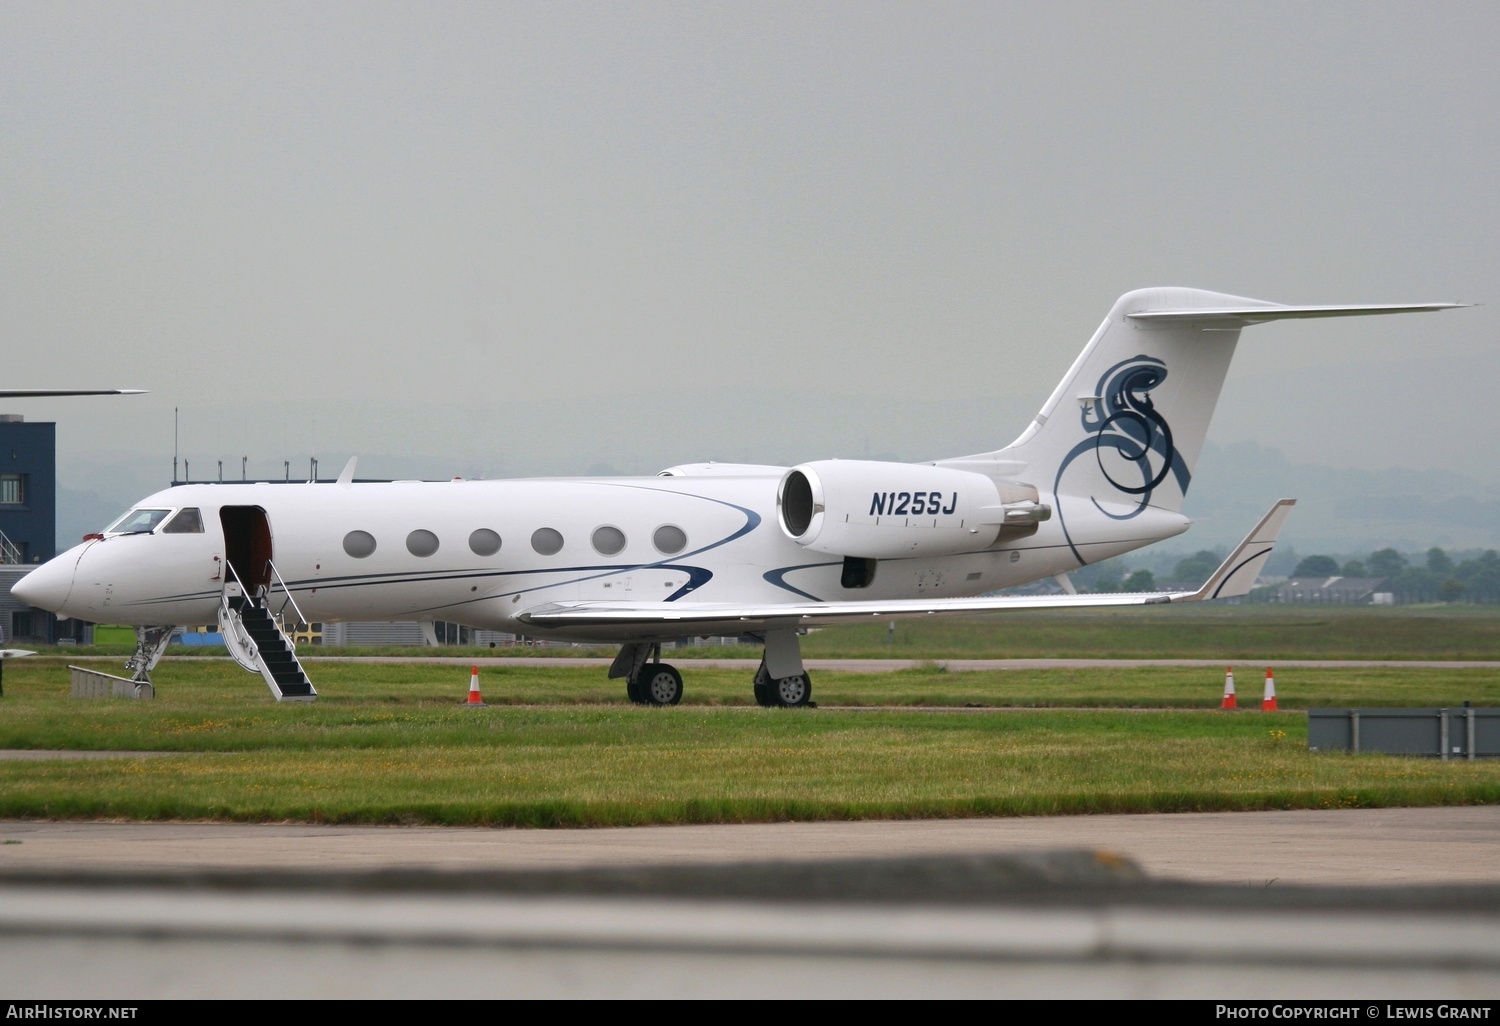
336, 456, 358, 487
1179, 499, 1296, 602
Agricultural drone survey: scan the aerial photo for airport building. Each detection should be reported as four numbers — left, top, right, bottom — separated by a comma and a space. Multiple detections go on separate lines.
0, 414, 78, 643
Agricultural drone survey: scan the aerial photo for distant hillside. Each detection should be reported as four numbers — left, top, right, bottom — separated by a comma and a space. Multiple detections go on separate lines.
1180, 440, 1500, 553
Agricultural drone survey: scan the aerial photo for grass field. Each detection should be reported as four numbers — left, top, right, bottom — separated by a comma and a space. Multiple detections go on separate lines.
42, 605, 1500, 662
1, 654, 1498, 827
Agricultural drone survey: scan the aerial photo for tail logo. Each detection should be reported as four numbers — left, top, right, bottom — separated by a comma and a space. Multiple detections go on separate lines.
1053, 355, 1189, 560
1081, 356, 1177, 496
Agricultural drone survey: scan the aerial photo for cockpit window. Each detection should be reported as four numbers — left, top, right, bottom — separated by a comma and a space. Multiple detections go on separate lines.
105, 508, 173, 535
161, 508, 204, 534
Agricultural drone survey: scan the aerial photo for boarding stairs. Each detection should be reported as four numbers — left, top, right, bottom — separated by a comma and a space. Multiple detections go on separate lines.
218, 566, 316, 702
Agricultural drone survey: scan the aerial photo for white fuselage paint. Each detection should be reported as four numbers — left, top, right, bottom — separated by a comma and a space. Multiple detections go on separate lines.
36, 474, 1187, 642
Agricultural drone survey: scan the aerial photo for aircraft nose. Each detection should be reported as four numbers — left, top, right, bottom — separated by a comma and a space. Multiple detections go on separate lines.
12, 554, 77, 614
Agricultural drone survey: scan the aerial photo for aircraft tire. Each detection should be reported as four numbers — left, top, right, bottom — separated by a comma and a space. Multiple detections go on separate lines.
625, 676, 649, 704
773, 672, 812, 708
640, 663, 683, 706
752, 663, 777, 707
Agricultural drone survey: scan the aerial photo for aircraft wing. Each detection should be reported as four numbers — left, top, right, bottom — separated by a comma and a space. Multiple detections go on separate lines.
518, 500, 1296, 633
0, 389, 147, 397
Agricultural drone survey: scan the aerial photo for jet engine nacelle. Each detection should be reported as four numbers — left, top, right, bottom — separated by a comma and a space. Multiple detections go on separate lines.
777, 460, 1049, 559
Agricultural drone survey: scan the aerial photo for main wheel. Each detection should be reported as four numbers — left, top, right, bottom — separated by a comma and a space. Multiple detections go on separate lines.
752, 663, 777, 707
625, 675, 648, 704
773, 671, 812, 708
640, 663, 683, 706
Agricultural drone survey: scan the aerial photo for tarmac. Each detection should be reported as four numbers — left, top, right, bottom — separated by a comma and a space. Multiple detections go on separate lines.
3, 806, 1499, 886
6, 677, 1500, 997
4, 809, 1500, 998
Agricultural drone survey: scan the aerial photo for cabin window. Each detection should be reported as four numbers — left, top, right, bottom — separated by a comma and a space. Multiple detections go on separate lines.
469, 529, 501, 556
531, 528, 564, 555
161, 508, 204, 534
406, 530, 440, 557
343, 530, 377, 558
0, 474, 24, 505
106, 508, 172, 535
652, 524, 687, 554
591, 526, 626, 556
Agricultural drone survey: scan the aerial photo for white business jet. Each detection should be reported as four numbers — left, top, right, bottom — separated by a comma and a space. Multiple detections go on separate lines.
13, 288, 1463, 704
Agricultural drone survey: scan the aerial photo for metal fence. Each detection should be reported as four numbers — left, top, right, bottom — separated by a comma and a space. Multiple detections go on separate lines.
69, 665, 153, 700
1308, 707, 1498, 758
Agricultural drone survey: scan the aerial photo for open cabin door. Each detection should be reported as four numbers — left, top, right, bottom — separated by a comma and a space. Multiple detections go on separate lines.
220, 506, 273, 595
216, 504, 314, 702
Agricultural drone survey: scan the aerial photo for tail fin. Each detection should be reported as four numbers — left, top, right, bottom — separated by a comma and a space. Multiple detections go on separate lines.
955, 287, 1461, 515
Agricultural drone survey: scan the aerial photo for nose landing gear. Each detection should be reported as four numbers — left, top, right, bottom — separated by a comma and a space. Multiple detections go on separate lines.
124, 626, 175, 695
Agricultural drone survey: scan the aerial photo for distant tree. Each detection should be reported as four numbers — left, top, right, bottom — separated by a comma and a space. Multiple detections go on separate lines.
1293, 555, 1340, 577
1123, 569, 1156, 592
1368, 548, 1408, 578
1392, 567, 1441, 601
1341, 560, 1367, 577
1171, 550, 1221, 583
1439, 578, 1467, 603
1086, 570, 1122, 594
1427, 547, 1455, 575
1264, 546, 1299, 577
1455, 550, 1500, 601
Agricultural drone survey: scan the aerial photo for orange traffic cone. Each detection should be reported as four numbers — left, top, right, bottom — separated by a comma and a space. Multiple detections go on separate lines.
1262, 667, 1277, 712
1221, 667, 1237, 709
466, 665, 484, 707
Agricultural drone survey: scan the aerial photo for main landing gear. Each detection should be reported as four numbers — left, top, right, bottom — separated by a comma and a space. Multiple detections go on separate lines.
611, 629, 813, 708
630, 661, 684, 706
614, 643, 684, 706
752, 661, 813, 708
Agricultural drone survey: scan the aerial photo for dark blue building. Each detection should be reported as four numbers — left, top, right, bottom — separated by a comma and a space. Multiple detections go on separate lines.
0, 414, 56, 566
0, 414, 62, 642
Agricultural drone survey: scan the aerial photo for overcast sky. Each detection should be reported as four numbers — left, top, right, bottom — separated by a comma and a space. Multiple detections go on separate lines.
3, 3, 1496, 524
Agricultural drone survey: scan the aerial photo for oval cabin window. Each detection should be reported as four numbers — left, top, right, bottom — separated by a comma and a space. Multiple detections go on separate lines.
469, 529, 501, 556
406, 530, 440, 557
343, 531, 377, 558
592, 526, 626, 556
653, 525, 687, 554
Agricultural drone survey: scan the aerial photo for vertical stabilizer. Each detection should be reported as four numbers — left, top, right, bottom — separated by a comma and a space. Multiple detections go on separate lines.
936, 287, 1462, 567
999, 287, 1271, 515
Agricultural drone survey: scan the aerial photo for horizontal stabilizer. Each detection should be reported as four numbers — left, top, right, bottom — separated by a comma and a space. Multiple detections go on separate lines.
1128, 303, 1466, 325
0, 389, 147, 397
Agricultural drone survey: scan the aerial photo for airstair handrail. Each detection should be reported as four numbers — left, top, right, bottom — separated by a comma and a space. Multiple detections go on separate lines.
0, 528, 22, 565
265, 559, 308, 629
